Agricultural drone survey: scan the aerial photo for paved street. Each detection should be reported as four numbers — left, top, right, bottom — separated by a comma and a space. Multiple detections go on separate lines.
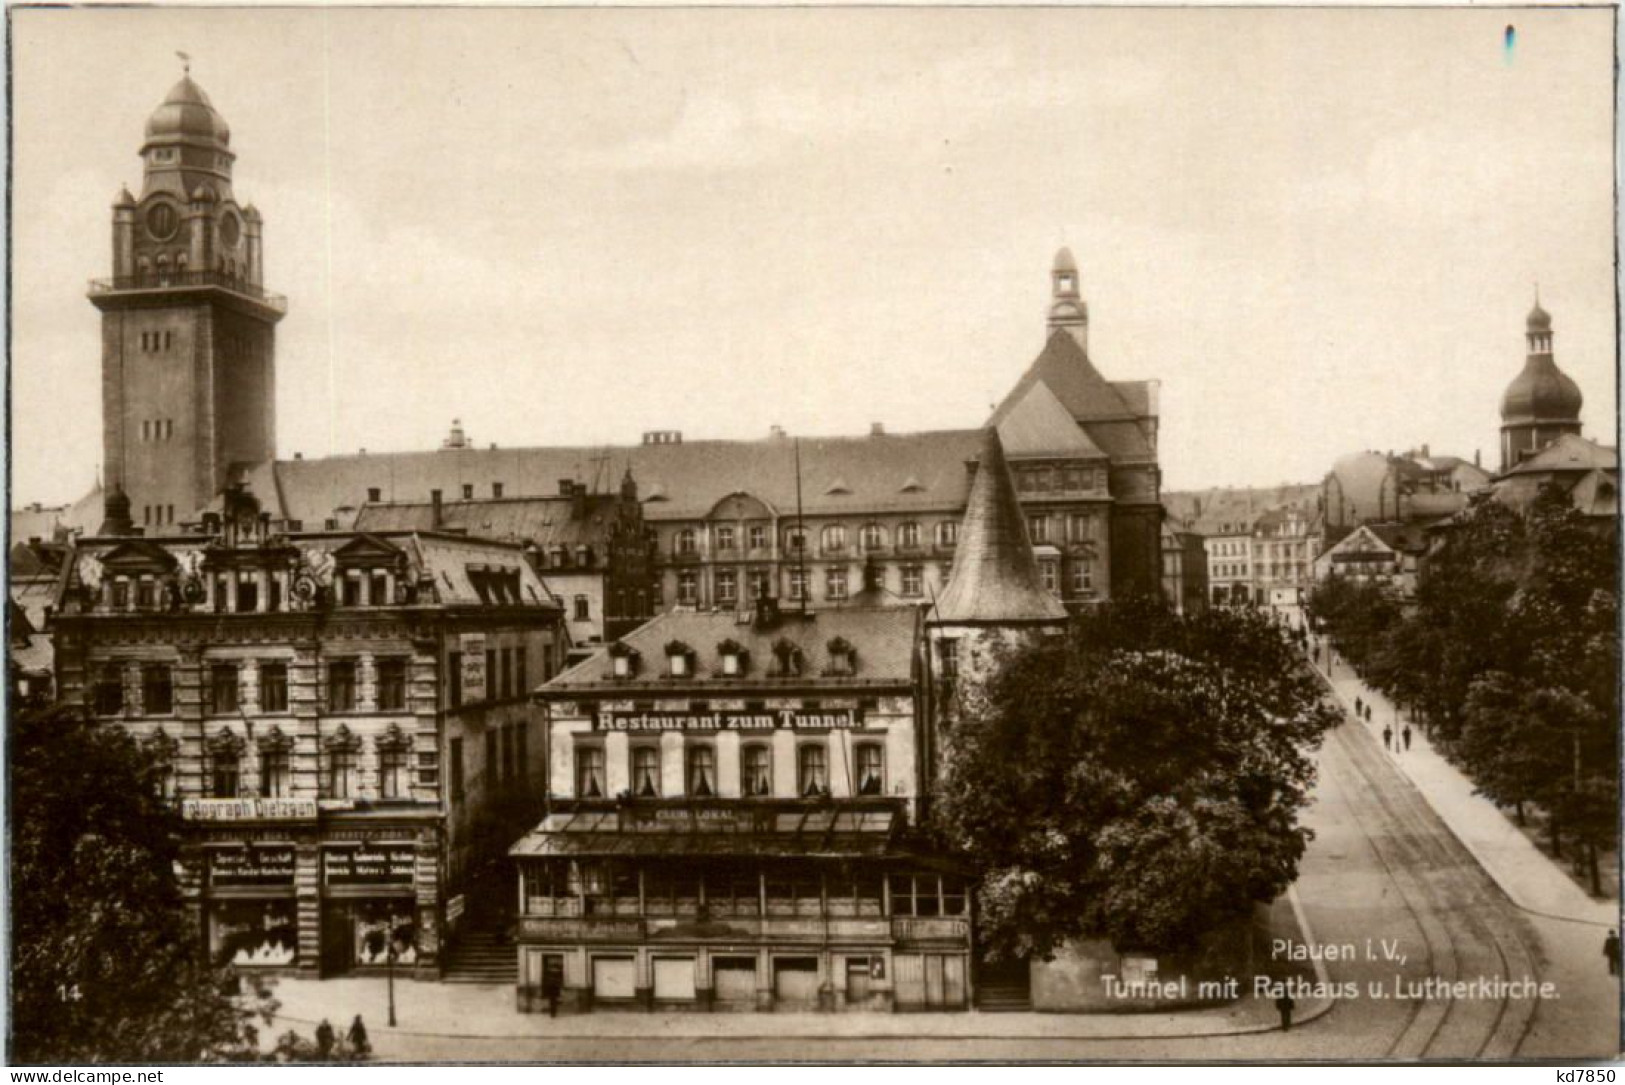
264, 664, 1620, 1062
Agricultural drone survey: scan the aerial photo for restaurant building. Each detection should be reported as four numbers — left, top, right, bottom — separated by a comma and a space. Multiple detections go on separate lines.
49, 485, 566, 976
512, 603, 974, 1013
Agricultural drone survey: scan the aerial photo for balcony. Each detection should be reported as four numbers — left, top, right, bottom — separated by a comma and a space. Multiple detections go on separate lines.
89, 273, 288, 314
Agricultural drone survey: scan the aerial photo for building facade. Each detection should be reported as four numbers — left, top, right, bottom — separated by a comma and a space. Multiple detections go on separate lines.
514, 605, 973, 1013
49, 487, 565, 976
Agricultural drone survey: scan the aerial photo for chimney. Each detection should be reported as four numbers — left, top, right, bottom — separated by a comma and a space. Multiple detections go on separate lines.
1474, 448, 1482, 468
869, 422, 885, 437
769, 425, 786, 439
430, 489, 443, 529
293, 451, 303, 460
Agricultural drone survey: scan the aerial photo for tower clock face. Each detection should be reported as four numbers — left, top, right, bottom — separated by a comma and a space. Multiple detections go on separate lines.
219, 212, 241, 248
146, 202, 178, 241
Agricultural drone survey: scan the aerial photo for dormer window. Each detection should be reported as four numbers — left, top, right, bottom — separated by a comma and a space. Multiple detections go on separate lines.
770, 638, 804, 678
717, 639, 749, 677
824, 637, 858, 677
608, 642, 640, 679
665, 640, 695, 678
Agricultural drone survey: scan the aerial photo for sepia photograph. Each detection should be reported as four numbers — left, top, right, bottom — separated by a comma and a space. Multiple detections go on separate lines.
4, 3, 1620, 1068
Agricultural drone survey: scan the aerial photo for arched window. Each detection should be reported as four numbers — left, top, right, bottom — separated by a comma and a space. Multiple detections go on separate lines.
857, 744, 885, 795
860, 523, 886, 552
741, 745, 772, 797
935, 521, 958, 547
687, 745, 716, 798
897, 522, 921, 549
784, 526, 807, 554
632, 745, 660, 797
821, 524, 847, 554
798, 743, 828, 797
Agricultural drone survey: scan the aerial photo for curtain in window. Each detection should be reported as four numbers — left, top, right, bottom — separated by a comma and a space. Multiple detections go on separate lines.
687, 746, 715, 797
633, 747, 660, 797
799, 744, 827, 797
742, 746, 771, 796
577, 747, 605, 798
858, 745, 884, 795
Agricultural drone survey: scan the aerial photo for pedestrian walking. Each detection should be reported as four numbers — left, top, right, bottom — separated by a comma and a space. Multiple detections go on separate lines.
1382, 726, 1393, 751
1275, 991, 1296, 1032
1365, 705, 1373, 723
1402, 725, 1412, 751
315, 1019, 335, 1059
347, 1015, 370, 1057
1355, 696, 1364, 716
542, 970, 562, 1018
1605, 930, 1620, 976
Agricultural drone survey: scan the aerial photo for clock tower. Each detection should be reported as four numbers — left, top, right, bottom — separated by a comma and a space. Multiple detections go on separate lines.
90, 71, 285, 534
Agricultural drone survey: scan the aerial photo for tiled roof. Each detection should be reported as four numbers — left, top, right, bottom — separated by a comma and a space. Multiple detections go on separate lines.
544, 605, 920, 691
1504, 434, 1617, 477
354, 496, 612, 549
264, 430, 985, 526
930, 429, 1068, 625
987, 331, 1156, 460
995, 380, 1106, 459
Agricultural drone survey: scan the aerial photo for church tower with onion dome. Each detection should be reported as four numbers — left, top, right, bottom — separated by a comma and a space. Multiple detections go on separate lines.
90, 66, 285, 534
1499, 298, 1584, 474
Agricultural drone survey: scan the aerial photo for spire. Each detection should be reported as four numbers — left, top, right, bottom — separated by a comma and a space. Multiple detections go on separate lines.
931, 428, 1068, 625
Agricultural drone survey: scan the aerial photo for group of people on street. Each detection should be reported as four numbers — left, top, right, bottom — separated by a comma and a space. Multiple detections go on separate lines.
1352, 695, 1411, 754
313, 1016, 370, 1060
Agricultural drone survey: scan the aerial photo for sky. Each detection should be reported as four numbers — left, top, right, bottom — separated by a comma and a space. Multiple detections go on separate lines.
8, 6, 1618, 507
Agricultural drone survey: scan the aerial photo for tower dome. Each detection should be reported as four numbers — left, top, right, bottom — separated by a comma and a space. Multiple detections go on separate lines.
1526, 301, 1552, 331
1500, 357, 1583, 422
143, 76, 231, 148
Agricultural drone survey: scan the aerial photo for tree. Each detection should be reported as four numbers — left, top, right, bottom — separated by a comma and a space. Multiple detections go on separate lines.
934, 598, 1341, 960
10, 704, 277, 1063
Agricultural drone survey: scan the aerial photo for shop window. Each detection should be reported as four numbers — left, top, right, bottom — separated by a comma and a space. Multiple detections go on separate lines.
856, 743, 885, 795
631, 745, 661, 797
355, 903, 417, 967
141, 664, 173, 716
686, 745, 716, 797
798, 744, 828, 797
210, 900, 296, 968
328, 660, 357, 713
741, 744, 772, 797
377, 658, 408, 712
577, 745, 606, 798
261, 662, 289, 713
209, 663, 240, 715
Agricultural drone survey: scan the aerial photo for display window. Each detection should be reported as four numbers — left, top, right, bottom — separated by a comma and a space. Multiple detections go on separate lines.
353, 901, 417, 966
210, 899, 296, 967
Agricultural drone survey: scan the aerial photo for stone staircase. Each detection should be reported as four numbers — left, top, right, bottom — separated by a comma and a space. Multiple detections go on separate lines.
442, 926, 517, 985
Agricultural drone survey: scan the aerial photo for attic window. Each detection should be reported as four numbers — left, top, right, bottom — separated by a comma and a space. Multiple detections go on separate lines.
824, 478, 852, 496
608, 642, 641, 679
717, 638, 749, 677
824, 636, 858, 677
899, 476, 924, 493
665, 640, 696, 678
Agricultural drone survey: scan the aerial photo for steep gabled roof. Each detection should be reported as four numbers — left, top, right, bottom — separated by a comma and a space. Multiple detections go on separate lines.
930, 428, 1067, 625
989, 330, 1138, 426
994, 380, 1105, 459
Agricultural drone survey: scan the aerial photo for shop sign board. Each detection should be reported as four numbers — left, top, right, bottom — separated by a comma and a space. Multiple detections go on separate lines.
460, 633, 487, 702
182, 798, 318, 821
324, 845, 417, 886
597, 709, 861, 732
210, 846, 297, 887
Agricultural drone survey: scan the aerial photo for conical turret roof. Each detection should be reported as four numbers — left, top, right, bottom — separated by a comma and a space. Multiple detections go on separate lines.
931, 428, 1068, 625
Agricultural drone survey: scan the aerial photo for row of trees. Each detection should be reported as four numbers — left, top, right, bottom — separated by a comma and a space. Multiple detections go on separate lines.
1306, 486, 1618, 894
934, 597, 1342, 959
11, 703, 358, 1063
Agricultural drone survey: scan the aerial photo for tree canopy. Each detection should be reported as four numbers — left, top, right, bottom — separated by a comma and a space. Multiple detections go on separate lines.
934, 597, 1340, 961
10, 704, 278, 1063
